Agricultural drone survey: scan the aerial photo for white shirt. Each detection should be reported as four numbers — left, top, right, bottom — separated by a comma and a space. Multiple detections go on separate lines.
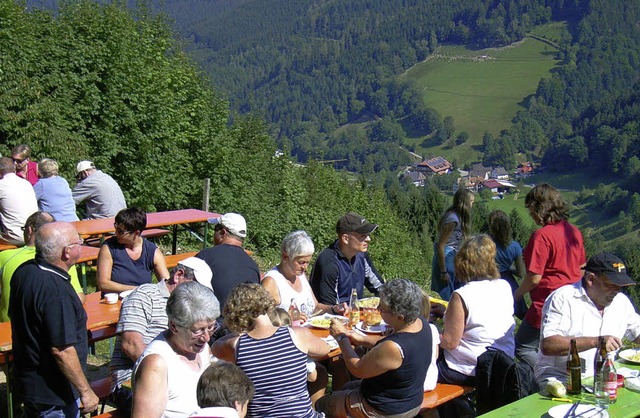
189, 406, 240, 418
535, 281, 640, 385
444, 279, 515, 376
0, 173, 38, 245
263, 267, 316, 316
423, 323, 440, 391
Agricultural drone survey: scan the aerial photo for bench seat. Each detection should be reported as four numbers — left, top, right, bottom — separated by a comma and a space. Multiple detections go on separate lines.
420, 383, 474, 410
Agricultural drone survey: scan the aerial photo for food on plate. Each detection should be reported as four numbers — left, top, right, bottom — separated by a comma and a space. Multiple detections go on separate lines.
309, 317, 332, 328
357, 297, 380, 309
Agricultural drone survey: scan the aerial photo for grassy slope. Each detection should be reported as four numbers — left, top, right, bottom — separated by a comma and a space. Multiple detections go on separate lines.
400, 36, 563, 165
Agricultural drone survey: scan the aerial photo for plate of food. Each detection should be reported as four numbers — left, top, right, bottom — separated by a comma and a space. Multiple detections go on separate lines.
619, 348, 640, 364
357, 297, 380, 309
308, 314, 347, 329
548, 403, 608, 418
355, 321, 386, 334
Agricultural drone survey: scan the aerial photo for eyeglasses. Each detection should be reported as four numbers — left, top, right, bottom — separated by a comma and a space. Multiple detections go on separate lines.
114, 224, 133, 235
13, 158, 26, 164
185, 322, 218, 338
66, 239, 84, 248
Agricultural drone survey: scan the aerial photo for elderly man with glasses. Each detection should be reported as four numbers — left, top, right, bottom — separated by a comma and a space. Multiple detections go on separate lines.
310, 212, 384, 310
109, 257, 213, 415
10, 222, 99, 417
535, 252, 640, 387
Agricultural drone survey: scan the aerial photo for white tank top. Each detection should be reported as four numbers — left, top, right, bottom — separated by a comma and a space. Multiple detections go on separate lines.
444, 279, 515, 376
135, 333, 213, 418
264, 267, 316, 316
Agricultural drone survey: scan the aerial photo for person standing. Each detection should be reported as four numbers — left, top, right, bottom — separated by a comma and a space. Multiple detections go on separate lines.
310, 212, 384, 307
431, 188, 475, 301
196, 213, 260, 310
514, 183, 586, 367
72, 160, 126, 219
11, 144, 39, 186
33, 158, 79, 222
9, 222, 99, 416
0, 156, 38, 245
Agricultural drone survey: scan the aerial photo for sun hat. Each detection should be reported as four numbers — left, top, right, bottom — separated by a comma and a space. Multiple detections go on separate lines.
207, 213, 247, 238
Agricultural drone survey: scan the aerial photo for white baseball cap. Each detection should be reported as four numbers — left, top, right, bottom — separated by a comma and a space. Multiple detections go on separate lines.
76, 160, 95, 174
208, 213, 247, 238
177, 257, 213, 290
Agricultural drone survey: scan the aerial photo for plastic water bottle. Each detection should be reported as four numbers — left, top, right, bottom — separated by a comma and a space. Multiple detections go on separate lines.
603, 352, 617, 403
593, 337, 609, 408
288, 298, 301, 327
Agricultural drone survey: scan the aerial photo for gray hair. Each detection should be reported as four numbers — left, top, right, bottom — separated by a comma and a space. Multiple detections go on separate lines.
167, 281, 220, 329
281, 230, 314, 259
379, 279, 423, 323
35, 222, 75, 264
38, 158, 59, 178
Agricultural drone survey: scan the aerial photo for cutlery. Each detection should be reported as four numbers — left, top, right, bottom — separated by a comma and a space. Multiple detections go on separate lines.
573, 407, 597, 418
563, 401, 580, 418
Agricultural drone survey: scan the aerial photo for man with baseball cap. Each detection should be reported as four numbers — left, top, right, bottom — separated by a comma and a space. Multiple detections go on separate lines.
535, 252, 640, 386
196, 213, 260, 311
109, 257, 215, 414
310, 212, 384, 307
72, 160, 126, 219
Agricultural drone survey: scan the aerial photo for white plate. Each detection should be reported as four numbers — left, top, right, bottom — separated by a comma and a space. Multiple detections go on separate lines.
355, 321, 386, 334
307, 314, 348, 329
119, 290, 134, 299
548, 404, 608, 418
618, 348, 640, 364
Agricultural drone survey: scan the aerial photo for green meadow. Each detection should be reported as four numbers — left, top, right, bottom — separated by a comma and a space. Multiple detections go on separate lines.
400, 33, 564, 165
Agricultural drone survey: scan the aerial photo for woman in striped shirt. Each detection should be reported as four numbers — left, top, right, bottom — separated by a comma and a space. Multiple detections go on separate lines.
212, 284, 330, 417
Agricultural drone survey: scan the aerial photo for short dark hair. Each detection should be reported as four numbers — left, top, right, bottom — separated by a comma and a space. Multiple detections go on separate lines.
197, 361, 254, 409
115, 207, 147, 232
0, 157, 15, 175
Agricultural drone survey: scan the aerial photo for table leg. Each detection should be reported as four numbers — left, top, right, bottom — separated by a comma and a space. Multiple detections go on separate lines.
172, 225, 178, 255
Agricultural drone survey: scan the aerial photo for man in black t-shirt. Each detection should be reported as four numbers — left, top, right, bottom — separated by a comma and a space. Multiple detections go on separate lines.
196, 213, 260, 310
9, 222, 99, 416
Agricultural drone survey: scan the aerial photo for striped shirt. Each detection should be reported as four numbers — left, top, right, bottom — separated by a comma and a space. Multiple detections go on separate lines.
236, 327, 319, 418
109, 282, 170, 390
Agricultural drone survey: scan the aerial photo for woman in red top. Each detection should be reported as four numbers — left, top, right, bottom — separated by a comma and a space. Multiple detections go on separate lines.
514, 183, 586, 368
12, 144, 39, 186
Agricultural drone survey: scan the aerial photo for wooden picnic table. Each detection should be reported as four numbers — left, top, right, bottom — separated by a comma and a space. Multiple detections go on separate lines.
72, 209, 220, 254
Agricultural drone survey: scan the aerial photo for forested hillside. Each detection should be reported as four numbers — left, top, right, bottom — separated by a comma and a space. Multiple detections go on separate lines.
0, 0, 434, 283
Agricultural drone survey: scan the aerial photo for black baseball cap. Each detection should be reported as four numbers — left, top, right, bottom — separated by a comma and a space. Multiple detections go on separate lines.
336, 212, 378, 235
586, 252, 635, 286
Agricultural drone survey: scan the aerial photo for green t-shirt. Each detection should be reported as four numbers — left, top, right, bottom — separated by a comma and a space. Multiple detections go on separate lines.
0, 246, 82, 322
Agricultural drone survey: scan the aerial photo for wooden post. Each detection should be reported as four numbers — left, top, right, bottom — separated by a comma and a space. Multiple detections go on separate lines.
202, 178, 210, 212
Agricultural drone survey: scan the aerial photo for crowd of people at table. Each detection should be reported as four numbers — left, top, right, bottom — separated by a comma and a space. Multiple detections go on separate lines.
1, 146, 640, 418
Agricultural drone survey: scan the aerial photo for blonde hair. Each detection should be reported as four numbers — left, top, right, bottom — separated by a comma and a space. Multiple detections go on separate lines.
269, 307, 291, 327
38, 158, 59, 178
224, 283, 275, 333
455, 235, 500, 283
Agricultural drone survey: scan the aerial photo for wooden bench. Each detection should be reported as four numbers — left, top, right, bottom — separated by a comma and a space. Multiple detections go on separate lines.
89, 376, 113, 415
91, 410, 123, 418
165, 251, 199, 268
88, 323, 118, 355
419, 383, 474, 412
83, 228, 171, 247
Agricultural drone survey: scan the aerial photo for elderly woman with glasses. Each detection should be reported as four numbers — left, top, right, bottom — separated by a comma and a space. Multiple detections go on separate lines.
96, 207, 169, 293
316, 279, 432, 418
212, 283, 330, 418
11, 144, 39, 186
132, 281, 220, 418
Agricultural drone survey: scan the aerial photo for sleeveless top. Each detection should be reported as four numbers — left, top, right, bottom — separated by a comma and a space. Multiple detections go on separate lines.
444, 279, 515, 376
134, 332, 212, 418
104, 236, 156, 286
263, 267, 316, 316
361, 316, 432, 415
236, 327, 318, 418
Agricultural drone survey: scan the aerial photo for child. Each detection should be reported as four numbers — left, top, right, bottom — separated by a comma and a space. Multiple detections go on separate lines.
190, 361, 254, 418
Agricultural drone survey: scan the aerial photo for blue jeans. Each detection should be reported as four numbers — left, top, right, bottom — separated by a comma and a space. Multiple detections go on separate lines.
431, 245, 457, 301
23, 399, 80, 418
515, 319, 539, 369
436, 351, 476, 418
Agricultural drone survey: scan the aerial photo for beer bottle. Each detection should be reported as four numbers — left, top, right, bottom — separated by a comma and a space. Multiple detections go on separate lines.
593, 337, 608, 407
348, 288, 360, 327
566, 339, 581, 395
